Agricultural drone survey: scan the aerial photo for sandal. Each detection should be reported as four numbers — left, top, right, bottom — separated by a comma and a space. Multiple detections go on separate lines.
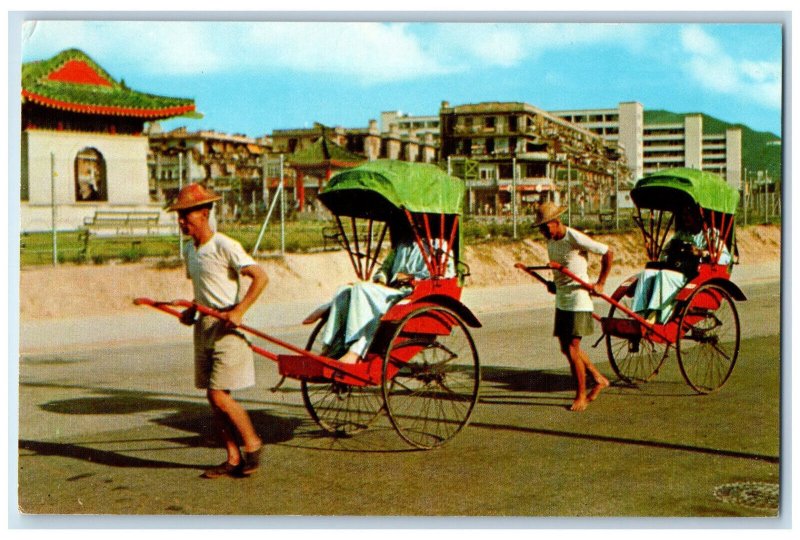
201, 461, 243, 479
241, 447, 263, 476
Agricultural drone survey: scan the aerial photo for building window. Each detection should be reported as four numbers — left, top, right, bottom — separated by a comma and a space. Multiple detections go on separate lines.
508, 116, 518, 132
74, 147, 107, 202
485, 116, 496, 129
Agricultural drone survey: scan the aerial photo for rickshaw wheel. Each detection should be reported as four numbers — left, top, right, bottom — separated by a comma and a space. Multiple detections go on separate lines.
676, 283, 740, 394
300, 319, 384, 435
382, 305, 480, 450
605, 285, 669, 384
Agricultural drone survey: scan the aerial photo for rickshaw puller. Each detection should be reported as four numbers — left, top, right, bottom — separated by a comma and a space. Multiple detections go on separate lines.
169, 183, 268, 479
535, 201, 613, 412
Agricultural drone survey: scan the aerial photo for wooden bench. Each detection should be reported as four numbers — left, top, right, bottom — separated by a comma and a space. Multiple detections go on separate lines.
597, 211, 615, 231
83, 210, 161, 235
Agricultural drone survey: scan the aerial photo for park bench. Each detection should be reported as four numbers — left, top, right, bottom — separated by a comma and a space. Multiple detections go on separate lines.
597, 211, 615, 231
83, 210, 161, 235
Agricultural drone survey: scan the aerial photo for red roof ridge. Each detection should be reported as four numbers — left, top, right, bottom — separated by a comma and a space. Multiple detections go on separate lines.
46, 59, 112, 87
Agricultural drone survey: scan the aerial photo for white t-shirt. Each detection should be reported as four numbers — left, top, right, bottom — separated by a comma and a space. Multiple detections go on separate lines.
184, 233, 257, 309
547, 227, 609, 312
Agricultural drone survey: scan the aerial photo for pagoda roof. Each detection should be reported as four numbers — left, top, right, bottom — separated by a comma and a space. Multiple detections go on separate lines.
22, 49, 196, 120
287, 136, 367, 169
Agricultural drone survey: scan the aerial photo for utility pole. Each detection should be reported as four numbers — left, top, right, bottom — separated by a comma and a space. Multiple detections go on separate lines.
614, 161, 620, 230
566, 159, 572, 227
178, 152, 184, 259
50, 152, 57, 266
511, 158, 518, 239
280, 154, 285, 255
743, 168, 747, 226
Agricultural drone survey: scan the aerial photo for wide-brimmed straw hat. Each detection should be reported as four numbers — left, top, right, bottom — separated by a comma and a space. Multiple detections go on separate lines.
532, 201, 567, 227
167, 183, 221, 212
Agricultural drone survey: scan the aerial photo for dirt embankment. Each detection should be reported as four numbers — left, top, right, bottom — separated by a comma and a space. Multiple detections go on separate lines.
19, 224, 781, 321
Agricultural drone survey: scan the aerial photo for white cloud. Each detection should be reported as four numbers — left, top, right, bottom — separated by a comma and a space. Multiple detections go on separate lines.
680, 25, 722, 56
679, 25, 782, 109
22, 21, 228, 75
424, 22, 649, 71
21, 20, 652, 85
241, 22, 453, 83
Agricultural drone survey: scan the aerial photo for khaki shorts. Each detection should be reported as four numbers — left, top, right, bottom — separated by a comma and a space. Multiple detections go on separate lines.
553, 309, 595, 338
194, 315, 255, 390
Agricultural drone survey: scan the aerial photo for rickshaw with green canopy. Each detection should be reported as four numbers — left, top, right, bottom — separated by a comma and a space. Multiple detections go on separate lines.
135, 160, 481, 450
296, 160, 482, 448
517, 167, 745, 394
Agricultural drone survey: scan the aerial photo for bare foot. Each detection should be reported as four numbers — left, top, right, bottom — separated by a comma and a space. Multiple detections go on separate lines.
338, 351, 362, 364
587, 376, 610, 402
569, 397, 589, 412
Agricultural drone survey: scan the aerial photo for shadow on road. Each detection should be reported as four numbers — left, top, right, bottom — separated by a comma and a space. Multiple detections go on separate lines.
465, 421, 780, 464
480, 366, 575, 393
20, 385, 306, 470
19, 439, 203, 470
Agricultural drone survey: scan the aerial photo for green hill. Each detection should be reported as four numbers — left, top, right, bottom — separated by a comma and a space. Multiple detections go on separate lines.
645, 110, 782, 184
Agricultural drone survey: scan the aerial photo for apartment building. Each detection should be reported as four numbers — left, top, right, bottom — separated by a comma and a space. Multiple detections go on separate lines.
439, 101, 628, 214
553, 103, 743, 189
270, 121, 438, 211
147, 126, 272, 219
380, 110, 440, 142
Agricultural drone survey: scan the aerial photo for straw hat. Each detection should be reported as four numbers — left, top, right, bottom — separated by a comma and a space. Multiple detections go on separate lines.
532, 201, 567, 227
167, 183, 221, 212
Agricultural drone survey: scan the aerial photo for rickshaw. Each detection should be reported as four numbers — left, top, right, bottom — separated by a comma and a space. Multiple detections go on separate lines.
136, 160, 481, 449
517, 168, 744, 394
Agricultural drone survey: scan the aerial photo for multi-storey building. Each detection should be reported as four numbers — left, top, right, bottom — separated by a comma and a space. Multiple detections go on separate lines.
439, 101, 628, 215
553, 103, 743, 189
146, 126, 271, 220
271, 121, 438, 211
380, 110, 440, 142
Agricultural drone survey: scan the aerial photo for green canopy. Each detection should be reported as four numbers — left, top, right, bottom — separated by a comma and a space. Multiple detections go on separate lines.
319, 160, 466, 218
631, 168, 740, 215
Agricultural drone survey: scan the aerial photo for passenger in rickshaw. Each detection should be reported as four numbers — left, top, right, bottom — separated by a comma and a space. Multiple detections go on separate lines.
304, 223, 455, 364
631, 203, 731, 323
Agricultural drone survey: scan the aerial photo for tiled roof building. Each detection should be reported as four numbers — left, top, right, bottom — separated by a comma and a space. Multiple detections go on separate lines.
21, 49, 196, 232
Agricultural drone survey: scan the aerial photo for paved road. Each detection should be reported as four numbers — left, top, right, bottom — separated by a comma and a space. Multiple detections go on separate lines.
16, 277, 782, 520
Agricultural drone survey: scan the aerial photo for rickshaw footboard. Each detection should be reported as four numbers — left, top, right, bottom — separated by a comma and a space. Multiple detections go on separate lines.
601, 317, 643, 339
278, 354, 330, 380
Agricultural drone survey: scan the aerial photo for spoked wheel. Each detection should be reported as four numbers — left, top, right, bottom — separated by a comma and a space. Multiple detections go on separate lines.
605, 285, 670, 384
382, 306, 480, 449
676, 283, 740, 394
300, 318, 384, 435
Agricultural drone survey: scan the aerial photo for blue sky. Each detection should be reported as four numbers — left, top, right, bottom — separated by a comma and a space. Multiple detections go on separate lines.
19, 18, 784, 138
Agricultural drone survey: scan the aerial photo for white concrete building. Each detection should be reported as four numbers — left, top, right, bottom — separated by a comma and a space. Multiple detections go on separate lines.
552, 103, 743, 187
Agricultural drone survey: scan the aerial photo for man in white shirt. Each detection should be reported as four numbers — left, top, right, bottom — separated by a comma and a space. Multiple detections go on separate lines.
169, 183, 268, 478
536, 201, 613, 412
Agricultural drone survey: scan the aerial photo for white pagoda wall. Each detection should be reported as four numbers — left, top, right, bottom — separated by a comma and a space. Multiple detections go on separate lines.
21, 129, 174, 232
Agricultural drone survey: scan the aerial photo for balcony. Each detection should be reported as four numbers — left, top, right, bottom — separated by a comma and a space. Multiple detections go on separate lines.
515, 151, 551, 161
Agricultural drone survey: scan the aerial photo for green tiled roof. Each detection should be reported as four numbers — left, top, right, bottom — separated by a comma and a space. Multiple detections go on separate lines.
22, 48, 196, 119
288, 136, 367, 168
